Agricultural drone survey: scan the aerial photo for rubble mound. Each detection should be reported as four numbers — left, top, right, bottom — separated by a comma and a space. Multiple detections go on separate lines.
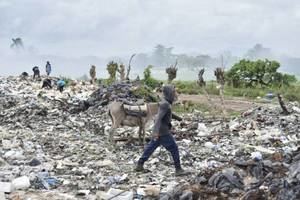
0, 76, 300, 199
86, 82, 158, 108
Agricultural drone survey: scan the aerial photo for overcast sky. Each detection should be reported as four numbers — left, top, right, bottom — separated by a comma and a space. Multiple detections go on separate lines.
0, 0, 300, 77
1, 0, 300, 57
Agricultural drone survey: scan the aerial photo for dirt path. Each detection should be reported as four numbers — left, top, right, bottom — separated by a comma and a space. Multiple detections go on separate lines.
178, 94, 260, 112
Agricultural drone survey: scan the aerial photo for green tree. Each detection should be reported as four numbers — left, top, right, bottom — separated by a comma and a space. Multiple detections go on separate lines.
143, 65, 160, 89
117, 63, 125, 81
106, 61, 118, 84
226, 59, 296, 88
166, 60, 178, 83
273, 72, 297, 87
144, 65, 152, 81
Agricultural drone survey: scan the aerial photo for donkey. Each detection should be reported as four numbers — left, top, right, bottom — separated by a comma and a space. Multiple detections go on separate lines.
107, 101, 160, 144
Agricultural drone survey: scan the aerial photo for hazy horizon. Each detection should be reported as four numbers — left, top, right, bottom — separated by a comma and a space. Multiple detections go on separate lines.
1, 0, 300, 79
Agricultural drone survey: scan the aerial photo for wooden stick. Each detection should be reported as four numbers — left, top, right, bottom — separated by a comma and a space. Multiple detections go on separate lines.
277, 93, 290, 115
126, 54, 136, 80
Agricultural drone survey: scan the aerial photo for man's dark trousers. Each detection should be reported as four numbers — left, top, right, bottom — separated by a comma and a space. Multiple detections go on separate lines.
138, 134, 181, 169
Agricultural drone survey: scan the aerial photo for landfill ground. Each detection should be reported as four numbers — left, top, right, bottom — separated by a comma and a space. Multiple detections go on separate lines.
1, 76, 300, 200
179, 94, 258, 110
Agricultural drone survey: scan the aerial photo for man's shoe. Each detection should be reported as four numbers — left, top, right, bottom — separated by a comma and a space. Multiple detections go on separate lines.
135, 163, 144, 172
175, 168, 191, 176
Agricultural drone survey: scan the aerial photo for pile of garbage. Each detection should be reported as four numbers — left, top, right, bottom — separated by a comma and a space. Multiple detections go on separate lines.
0, 76, 300, 199
64, 81, 158, 114
89, 82, 158, 105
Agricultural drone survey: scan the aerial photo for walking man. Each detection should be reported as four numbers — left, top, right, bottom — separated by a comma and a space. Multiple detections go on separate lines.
136, 85, 189, 176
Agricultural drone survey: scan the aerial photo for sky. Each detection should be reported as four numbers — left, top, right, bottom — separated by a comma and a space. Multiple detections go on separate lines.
0, 0, 300, 77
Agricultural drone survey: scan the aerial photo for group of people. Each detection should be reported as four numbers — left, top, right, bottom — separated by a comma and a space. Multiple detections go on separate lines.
32, 61, 52, 79
29, 61, 65, 92
41, 78, 65, 93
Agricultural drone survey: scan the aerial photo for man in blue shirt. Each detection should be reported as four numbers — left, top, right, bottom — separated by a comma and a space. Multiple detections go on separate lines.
57, 79, 65, 93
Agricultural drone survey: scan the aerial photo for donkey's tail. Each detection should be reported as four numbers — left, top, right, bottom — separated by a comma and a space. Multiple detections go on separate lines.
108, 109, 114, 125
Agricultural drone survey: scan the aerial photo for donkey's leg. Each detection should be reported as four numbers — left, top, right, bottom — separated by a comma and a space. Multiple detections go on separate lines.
138, 126, 142, 145
107, 128, 117, 150
109, 127, 116, 146
142, 126, 146, 145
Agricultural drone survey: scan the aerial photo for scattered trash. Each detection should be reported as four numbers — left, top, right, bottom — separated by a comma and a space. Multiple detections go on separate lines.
77, 190, 90, 196
137, 185, 161, 197
28, 158, 41, 166
12, 176, 30, 190
105, 174, 128, 186
0, 192, 5, 200
204, 142, 216, 150
0, 182, 12, 193
96, 160, 115, 168
208, 168, 244, 192
96, 188, 133, 200
251, 152, 263, 161
1, 76, 300, 199
32, 170, 60, 190
265, 92, 275, 100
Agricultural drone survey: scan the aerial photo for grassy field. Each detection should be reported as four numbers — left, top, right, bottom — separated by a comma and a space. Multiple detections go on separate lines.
171, 80, 300, 115
173, 80, 300, 102
172, 103, 242, 117
71, 78, 300, 117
